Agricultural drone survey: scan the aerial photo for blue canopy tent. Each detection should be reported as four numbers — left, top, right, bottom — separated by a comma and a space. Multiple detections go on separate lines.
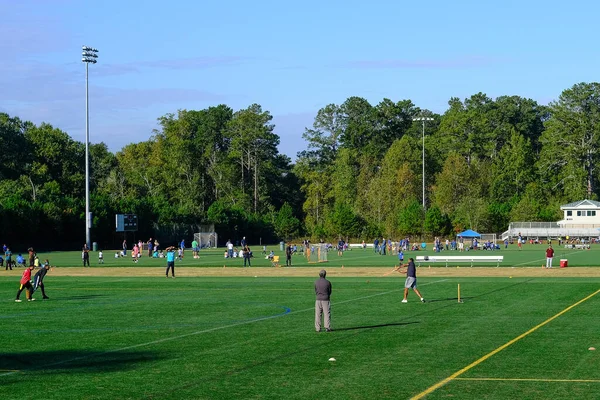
456, 229, 482, 250
457, 229, 481, 238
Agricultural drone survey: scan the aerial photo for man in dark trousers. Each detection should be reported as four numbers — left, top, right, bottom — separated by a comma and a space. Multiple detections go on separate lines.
285, 243, 293, 266
315, 269, 332, 332
395, 257, 425, 303
82, 244, 90, 267
33, 260, 51, 299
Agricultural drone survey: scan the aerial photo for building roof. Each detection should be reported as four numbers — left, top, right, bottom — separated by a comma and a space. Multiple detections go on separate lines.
560, 199, 600, 209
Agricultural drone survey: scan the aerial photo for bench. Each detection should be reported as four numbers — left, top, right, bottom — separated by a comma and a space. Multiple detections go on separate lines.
349, 243, 374, 249
564, 244, 590, 250
415, 255, 504, 267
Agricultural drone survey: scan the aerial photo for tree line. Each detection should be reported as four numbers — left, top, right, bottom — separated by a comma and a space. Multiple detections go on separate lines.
2, 82, 599, 250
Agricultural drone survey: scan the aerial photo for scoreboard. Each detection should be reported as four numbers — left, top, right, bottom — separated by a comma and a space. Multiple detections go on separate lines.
116, 214, 138, 232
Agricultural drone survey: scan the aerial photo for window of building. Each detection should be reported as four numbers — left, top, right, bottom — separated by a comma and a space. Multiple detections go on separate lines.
587, 210, 596, 216
577, 211, 582, 216
567, 211, 572, 216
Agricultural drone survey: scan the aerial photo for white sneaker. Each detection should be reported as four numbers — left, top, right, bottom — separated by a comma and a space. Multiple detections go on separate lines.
15, 299, 22, 302
401, 299, 407, 303
421, 298, 425, 303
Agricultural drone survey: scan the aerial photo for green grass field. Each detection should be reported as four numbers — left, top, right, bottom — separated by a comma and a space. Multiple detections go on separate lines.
2, 275, 600, 399
21, 242, 600, 268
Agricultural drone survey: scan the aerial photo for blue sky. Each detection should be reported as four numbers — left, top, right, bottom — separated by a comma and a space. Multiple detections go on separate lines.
2, 0, 600, 160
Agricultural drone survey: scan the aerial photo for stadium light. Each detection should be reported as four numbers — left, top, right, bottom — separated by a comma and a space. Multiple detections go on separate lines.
413, 117, 434, 210
82, 45, 99, 248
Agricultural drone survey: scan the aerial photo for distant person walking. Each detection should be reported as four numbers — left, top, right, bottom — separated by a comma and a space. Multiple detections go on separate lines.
314, 269, 332, 332
394, 257, 425, 303
545, 244, 554, 269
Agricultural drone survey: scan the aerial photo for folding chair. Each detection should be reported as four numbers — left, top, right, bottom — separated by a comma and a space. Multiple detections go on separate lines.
271, 255, 280, 267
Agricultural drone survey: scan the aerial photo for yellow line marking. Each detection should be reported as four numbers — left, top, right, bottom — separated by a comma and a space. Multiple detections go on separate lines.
455, 377, 600, 383
411, 288, 600, 399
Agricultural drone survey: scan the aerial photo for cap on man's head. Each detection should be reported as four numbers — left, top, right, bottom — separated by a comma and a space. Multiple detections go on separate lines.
319, 269, 326, 278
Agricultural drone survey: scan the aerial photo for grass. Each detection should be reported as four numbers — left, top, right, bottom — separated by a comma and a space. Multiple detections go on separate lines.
20, 242, 600, 268
2, 275, 600, 399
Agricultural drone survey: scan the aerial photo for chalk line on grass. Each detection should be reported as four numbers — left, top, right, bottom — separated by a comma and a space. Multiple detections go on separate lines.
411, 288, 600, 400
0, 278, 449, 377
455, 377, 600, 383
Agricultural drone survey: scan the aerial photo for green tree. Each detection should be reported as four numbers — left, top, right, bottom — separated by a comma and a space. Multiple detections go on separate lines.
397, 200, 424, 237
490, 130, 535, 202
274, 202, 300, 240
327, 201, 361, 238
227, 104, 280, 213
424, 206, 451, 237
538, 82, 600, 199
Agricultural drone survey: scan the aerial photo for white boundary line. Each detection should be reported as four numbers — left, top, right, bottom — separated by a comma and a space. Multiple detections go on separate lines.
0, 279, 449, 377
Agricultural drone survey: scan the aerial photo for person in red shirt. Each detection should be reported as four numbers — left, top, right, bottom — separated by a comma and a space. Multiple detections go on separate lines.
15, 265, 35, 302
545, 245, 555, 269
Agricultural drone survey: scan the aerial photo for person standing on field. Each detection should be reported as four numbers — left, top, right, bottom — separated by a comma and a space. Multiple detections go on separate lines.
545, 244, 554, 269
315, 269, 332, 332
15, 265, 35, 302
394, 257, 425, 303
165, 246, 176, 278
191, 238, 199, 259
285, 243, 293, 266
82, 244, 90, 267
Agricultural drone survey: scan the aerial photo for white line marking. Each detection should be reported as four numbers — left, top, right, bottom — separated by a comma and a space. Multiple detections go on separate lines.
0, 278, 449, 377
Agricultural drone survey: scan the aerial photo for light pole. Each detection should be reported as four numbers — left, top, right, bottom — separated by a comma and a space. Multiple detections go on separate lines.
413, 117, 434, 209
82, 46, 98, 248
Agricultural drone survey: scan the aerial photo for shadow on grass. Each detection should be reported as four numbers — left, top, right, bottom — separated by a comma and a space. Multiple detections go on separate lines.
0, 349, 164, 375
63, 295, 107, 300
426, 297, 474, 303
334, 321, 419, 331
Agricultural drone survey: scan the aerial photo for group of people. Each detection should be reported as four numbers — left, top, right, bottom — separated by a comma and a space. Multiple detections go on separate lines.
13, 247, 53, 302
224, 238, 253, 266
315, 257, 425, 332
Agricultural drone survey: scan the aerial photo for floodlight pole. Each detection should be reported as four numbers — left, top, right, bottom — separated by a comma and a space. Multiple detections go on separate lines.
413, 117, 434, 210
82, 46, 98, 249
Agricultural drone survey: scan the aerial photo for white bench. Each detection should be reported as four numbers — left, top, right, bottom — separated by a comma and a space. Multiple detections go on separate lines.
349, 243, 374, 249
564, 244, 590, 250
415, 255, 504, 267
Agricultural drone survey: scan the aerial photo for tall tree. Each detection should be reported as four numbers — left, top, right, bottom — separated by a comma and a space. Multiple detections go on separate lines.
538, 82, 600, 199
301, 104, 343, 166
227, 104, 280, 213
490, 130, 535, 202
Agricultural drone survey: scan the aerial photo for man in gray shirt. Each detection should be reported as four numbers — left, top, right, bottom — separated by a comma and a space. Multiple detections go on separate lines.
395, 257, 425, 303
315, 269, 332, 332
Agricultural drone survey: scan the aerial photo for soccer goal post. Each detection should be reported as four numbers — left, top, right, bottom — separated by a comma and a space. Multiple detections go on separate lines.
307, 243, 328, 263
480, 233, 497, 243
194, 225, 218, 249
